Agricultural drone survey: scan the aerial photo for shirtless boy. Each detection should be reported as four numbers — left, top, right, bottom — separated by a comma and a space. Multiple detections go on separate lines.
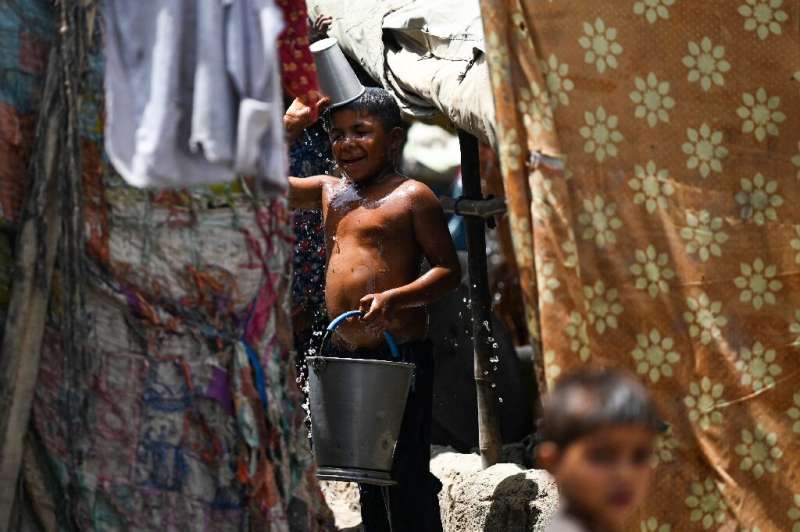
285, 87, 460, 531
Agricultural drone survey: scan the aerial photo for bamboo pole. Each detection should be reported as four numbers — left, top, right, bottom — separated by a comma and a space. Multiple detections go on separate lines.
0, 0, 90, 519
458, 130, 502, 468
22, 435, 57, 532
0, 53, 64, 526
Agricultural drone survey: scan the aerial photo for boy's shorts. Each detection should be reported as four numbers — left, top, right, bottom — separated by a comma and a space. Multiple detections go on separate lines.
327, 339, 443, 532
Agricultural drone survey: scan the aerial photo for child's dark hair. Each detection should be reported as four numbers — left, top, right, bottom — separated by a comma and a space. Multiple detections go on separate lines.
539, 369, 663, 448
323, 87, 404, 132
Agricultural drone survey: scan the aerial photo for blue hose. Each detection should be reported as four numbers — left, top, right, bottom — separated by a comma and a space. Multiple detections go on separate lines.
323, 310, 401, 360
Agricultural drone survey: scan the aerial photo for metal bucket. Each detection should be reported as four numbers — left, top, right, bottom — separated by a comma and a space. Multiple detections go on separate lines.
310, 37, 366, 108
307, 311, 414, 486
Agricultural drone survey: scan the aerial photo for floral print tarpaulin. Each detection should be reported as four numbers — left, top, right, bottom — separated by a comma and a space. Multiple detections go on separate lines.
480, 0, 800, 530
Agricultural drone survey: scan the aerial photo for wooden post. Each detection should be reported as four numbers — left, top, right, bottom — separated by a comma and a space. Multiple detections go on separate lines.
0, 112, 63, 528
0, 45, 67, 531
458, 130, 502, 468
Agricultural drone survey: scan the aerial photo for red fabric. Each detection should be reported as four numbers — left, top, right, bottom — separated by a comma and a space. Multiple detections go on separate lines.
0, 103, 34, 224
274, 0, 319, 102
82, 140, 110, 265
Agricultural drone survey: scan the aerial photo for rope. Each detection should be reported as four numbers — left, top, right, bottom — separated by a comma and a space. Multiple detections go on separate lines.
57, 1, 91, 527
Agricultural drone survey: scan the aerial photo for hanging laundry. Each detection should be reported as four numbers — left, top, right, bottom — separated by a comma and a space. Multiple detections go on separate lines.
275, 0, 320, 102
104, 0, 288, 190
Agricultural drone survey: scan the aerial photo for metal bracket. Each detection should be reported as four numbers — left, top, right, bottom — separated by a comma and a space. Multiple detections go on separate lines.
440, 196, 507, 219
528, 150, 566, 172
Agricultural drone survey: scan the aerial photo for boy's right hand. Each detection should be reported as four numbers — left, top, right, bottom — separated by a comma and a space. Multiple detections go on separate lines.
358, 292, 395, 335
284, 93, 330, 141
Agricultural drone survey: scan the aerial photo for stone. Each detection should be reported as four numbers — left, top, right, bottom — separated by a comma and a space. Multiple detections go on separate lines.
319, 480, 361, 531
431, 451, 558, 532
320, 450, 559, 531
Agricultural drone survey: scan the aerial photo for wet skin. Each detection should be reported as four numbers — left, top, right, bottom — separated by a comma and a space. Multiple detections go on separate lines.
538, 425, 656, 531
288, 107, 461, 348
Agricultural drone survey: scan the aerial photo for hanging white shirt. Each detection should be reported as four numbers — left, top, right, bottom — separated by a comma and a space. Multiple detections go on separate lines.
104, 0, 288, 191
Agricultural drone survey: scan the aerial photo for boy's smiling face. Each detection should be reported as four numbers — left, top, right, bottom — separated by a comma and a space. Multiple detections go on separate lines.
539, 425, 655, 531
328, 108, 401, 184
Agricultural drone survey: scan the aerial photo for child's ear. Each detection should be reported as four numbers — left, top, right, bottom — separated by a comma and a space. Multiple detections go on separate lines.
387, 126, 406, 166
536, 441, 561, 474
389, 126, 406, 147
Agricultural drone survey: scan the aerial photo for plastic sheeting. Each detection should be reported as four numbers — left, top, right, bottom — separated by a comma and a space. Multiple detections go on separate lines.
306, 0, 497, 146
0, 1, 331, 529
481, 0, 800, 530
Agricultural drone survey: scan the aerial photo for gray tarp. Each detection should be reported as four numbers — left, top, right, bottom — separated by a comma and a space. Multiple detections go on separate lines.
307, 0, 497, 146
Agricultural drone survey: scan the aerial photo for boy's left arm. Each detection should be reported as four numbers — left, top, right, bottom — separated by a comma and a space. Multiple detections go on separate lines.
359, 184, 461, 328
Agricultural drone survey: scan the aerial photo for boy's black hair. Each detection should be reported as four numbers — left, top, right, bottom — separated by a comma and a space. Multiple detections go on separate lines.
323, 87, 405, 133
539, 369, 664, 449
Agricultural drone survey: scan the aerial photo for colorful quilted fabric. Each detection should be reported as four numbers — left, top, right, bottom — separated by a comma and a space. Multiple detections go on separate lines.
0, 1, 332, 528
480, 0, 800, 530
0, 0, 53, 225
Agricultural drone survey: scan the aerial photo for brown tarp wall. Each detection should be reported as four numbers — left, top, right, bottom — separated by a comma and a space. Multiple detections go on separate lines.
481, 0, 800, 530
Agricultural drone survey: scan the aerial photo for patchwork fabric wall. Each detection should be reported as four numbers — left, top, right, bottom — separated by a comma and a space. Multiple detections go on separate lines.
480, 0, 800, 530
0, 1, 331, 529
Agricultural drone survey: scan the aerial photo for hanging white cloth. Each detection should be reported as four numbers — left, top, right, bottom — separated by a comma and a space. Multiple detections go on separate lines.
104, 0, 288, 191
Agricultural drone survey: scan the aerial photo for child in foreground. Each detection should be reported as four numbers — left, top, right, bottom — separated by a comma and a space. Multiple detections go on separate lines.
284, 87, 460, 531
538, 369, 663, 532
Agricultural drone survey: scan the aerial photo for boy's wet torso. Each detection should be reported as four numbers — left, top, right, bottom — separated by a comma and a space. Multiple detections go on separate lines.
322, 174, 427, 348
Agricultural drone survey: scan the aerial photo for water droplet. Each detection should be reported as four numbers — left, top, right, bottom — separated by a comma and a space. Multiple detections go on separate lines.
498, 397, 504, 404
489, 355, 499, 363
483, 370, 489, 376
492, 342, 499, 349
491, 383, 496, 389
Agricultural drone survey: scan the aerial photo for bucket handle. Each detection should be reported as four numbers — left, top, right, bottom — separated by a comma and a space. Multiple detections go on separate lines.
320, 310, 401, 360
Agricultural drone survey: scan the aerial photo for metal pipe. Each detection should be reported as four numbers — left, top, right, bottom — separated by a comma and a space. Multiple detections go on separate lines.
458, 130, 502, 468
